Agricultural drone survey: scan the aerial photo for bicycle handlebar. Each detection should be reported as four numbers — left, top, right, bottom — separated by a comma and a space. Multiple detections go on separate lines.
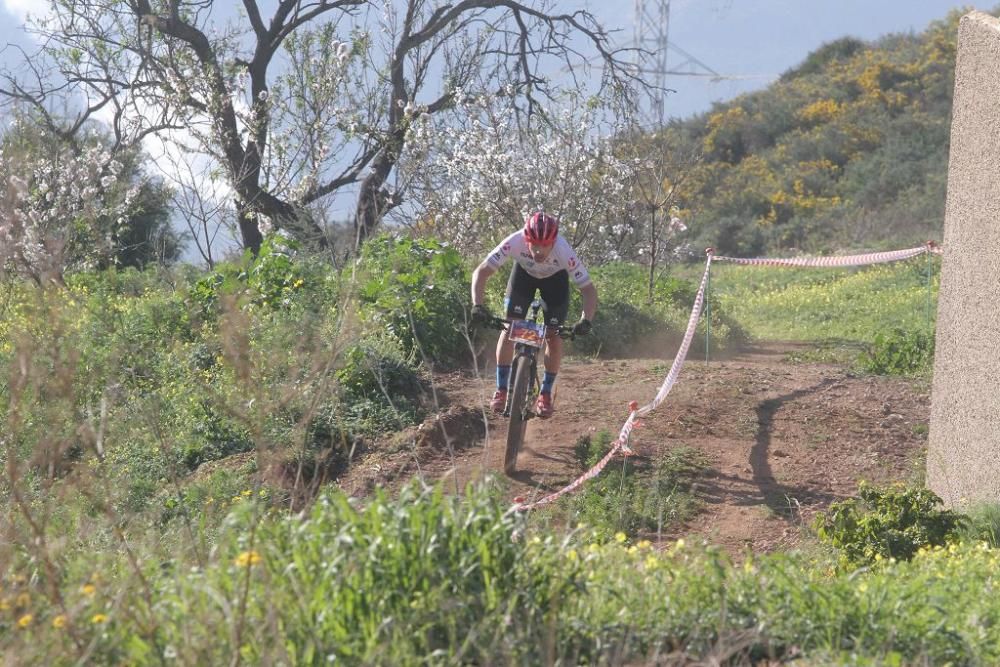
476, 314, 583, 340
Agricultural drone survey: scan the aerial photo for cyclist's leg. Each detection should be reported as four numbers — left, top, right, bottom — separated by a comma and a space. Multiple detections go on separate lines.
500, 264, 536, 365
536, 271, 569, 417
492, 266, 536, 412
539, 270, 570, 376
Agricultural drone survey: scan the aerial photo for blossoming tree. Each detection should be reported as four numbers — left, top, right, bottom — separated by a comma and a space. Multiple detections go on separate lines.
0, 1, 641, 254
398, 93, 694, 274
0, 113, 148, 284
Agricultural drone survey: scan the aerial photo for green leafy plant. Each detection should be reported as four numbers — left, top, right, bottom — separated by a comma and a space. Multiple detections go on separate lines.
570, 262, 747, 358
335, 333, 424, 434
570, 431, 707, 540
356, 234, 470, 366
814, 481, 966, 566
860, 327, 934, 375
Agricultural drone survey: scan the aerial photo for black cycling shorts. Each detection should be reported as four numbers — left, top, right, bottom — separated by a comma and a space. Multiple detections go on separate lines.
504, 264, 570, 327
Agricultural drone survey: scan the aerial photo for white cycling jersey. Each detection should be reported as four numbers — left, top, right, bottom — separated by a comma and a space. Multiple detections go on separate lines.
484, 231, 592, 287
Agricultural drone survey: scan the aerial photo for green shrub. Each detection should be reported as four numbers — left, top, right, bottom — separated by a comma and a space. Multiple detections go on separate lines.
8, 479, 1000, 664
570, 262, 746, 358
569, 431, 707, 540
780, 37, 867, 82
814, 482, 966, 566
185, 235, 338, 318
336, 332, 424, 434
158, 482, 576, 665
860, 327, 934, 375
356, 234, 470, 366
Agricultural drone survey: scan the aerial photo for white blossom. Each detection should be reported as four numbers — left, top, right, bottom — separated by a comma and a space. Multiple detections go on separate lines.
0, 139, 139, 282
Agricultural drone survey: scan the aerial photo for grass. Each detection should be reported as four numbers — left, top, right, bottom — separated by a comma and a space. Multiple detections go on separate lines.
562, 431, 710, 541
707, 258, 939, 345
4, 481, 1000, 664
673, 255, 941, 372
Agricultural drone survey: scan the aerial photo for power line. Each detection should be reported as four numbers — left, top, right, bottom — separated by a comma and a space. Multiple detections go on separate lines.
634, 0, 717, 125
633, 0, 772, 126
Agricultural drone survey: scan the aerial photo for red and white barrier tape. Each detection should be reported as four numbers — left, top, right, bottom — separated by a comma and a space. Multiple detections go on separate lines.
712, 245, 929, 267
513, 241, 942, 512
514, 255, 714, 511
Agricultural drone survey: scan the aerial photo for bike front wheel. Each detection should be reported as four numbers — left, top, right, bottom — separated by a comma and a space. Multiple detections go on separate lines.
504, 357, 533, 475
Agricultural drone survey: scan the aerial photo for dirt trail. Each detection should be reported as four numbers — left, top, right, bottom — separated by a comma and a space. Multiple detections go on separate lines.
340, 342, 930, 555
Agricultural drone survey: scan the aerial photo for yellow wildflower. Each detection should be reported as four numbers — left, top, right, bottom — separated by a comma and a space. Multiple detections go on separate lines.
234, 550, 262, 568
91, 613, 108, 624
52, 615, 67, 629
17, 614, 32, 629
566, 549, 578, 562
81, 584, 96, 597
636, 540, 652, 550
614, 532, 627, 544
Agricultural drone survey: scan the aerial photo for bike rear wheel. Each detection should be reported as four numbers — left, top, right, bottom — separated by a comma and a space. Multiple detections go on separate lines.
504, 357, 533, 475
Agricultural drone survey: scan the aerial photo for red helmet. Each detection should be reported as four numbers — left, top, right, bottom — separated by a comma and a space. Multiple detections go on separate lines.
524, 211, 558, 246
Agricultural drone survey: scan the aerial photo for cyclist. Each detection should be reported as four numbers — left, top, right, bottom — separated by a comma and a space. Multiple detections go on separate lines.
471, 211, 597, 418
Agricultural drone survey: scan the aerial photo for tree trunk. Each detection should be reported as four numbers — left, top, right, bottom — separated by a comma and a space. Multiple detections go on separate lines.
647, 208, 658, 305
354, 175, 386, 249
236, 197, 330, 256
237, 205, 264, 256
354, 161, 399, 250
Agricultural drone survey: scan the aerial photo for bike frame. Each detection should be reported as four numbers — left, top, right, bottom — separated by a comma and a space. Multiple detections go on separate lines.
502, 313, 546, 418
474, 295, 582, 475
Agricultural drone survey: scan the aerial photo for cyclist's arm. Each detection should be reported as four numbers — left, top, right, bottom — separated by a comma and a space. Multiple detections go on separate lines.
579, 281, 597, 321
471, 261, 497, 306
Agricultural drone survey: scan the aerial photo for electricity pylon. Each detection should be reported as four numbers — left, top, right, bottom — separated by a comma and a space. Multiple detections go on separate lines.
633, 0, 720, 126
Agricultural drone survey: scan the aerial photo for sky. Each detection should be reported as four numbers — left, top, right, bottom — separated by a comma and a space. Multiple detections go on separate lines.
1, 1, 997, 123
0, 0, 995, 260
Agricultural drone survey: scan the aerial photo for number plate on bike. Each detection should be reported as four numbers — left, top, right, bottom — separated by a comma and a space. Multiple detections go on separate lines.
509, 320, 546, 348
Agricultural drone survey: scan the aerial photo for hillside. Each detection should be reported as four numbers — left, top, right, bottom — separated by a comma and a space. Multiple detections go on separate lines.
660, 9, 977, 256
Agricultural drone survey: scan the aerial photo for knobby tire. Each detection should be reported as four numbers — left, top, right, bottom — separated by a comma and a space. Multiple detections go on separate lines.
504, 357, 532, 475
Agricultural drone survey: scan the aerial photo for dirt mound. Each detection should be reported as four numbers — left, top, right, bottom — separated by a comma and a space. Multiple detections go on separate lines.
339, 404, 488, 496
337, 342, 931, 555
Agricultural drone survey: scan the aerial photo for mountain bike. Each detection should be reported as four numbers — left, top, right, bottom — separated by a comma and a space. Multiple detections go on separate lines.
479, 298, 580, 475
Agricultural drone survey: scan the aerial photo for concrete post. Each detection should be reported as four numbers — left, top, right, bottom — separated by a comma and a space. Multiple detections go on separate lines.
928, 11, 1000, 507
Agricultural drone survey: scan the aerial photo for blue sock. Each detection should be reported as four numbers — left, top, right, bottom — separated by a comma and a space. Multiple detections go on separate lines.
496, 365, 511, 390
541, 371, 557, 395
